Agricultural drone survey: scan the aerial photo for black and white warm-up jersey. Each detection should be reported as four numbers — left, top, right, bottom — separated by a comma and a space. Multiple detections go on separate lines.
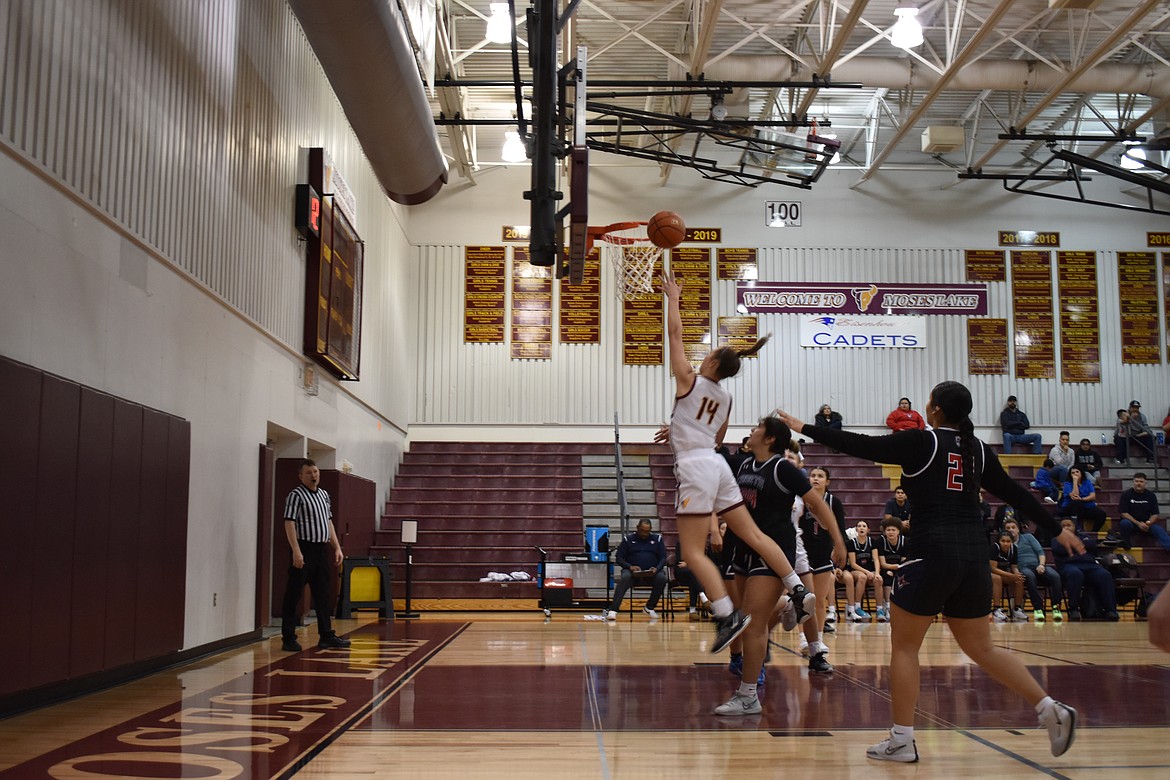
800, 490, 844, 561
799, 425, 1063, 563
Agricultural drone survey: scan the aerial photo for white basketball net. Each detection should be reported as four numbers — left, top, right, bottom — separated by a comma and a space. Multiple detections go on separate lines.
596, 223, 663, 301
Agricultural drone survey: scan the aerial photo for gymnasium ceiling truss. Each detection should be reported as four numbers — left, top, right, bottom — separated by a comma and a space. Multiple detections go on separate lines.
426, 0, 1170, 208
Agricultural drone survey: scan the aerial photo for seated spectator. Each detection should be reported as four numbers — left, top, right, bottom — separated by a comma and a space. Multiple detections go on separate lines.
1073, 438, 1103, 484
876, 519, 906, 623
1051, 517, 1119, 621
1004, 518, 1063, 622
1113, 408, 1130, 465
886, 397, 925, 432
1060, 466, 1107, 533
1048, 431, 1076, 483
883, 486, 912, 529
990, 531, 1027, 621
603, 520, 667, 620
1118, 472, 1170, 552
813, 403, 843, 430
1030, 459, 1061, 504
1127, 400, 1156, 463
844, 520, 881, 622
1000, 395, 1042, 453
1163, 406, 1170, 444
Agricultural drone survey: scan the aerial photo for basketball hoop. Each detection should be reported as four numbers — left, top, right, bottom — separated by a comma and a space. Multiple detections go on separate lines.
588, 221, 663, 301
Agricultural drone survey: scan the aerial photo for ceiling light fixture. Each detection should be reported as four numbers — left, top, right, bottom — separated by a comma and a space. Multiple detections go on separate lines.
891, 6, 924, 50
501, 130, 527, 163
1120, 145, 1146, 170
485, 3, 513, 44
709, 95, 728, 122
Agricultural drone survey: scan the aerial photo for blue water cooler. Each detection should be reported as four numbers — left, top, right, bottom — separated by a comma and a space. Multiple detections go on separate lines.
585, 525, 610, 562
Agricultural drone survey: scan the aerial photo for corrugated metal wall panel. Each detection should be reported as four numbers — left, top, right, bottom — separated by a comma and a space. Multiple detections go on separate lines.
0, 0, 415, 426
415, 242, 1167, 432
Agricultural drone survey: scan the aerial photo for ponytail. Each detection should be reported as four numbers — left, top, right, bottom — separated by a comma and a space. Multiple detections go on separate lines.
714, 334, 772, 379
958, 416, 980, 500
736, 334, 771, 358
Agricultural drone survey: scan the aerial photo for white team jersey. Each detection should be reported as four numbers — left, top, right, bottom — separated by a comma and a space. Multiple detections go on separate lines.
670, 375, 732, 453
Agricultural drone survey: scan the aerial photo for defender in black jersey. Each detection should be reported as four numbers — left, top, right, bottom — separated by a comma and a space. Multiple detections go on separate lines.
778, 381, 1084, 763
711, 417, 846, 716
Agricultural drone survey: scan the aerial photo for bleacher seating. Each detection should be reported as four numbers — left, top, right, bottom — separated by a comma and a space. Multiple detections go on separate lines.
377, 440, 1165, 610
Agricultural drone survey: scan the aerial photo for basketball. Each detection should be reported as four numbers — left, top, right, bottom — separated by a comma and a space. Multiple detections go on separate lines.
647, 210, 686, 248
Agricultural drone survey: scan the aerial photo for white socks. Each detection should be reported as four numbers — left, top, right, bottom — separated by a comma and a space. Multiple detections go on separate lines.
1035, 696, 1055, 715
739, 682, 758, 698
711, 596, 734, 618
782, 572, 803, 592
890, 724, 915, 743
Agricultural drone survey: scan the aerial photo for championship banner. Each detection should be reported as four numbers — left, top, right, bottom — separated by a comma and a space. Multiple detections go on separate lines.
799, 315, 926, 348
737, 281, 987, 315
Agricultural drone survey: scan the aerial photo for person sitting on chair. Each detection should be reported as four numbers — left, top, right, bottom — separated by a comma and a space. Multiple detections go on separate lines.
1004, 518, 1063, 622
603, 520, 667, 620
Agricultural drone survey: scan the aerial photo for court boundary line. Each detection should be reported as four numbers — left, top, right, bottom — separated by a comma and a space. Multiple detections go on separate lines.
578, 624, 613, 780
278, 622, 473, 779
958, 729, 1073, 780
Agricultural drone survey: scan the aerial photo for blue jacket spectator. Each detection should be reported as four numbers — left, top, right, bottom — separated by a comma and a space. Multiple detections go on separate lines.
1030, 459, 1060, 503
1060, 467, 1107, 533
604, 520, 668, 619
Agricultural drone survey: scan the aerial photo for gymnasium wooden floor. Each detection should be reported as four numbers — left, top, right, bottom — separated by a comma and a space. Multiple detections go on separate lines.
1, 611, 1167, 779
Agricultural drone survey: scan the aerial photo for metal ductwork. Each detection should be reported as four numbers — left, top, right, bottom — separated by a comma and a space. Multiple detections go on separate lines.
673, 57, 1170, 99
289, 0, 448, 205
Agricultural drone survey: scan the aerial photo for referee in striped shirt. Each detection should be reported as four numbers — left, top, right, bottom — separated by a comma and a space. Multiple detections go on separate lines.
280, 459, 351, 651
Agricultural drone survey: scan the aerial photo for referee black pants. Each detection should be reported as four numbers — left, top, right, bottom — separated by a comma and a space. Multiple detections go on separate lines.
281, 541, 337, 640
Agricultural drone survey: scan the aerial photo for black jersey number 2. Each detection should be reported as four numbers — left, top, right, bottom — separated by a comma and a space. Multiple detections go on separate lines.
946, 452, 963, 491
696, 397, 720, 425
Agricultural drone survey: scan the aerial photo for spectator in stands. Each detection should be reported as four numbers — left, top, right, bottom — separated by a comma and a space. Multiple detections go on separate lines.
845, 520, 881, 621
886, 397, 925, 432
1113, 409, 1130, 465
603, 519, 667, 620
1048, 431, 1076, 484
1118, 472, 1169, 552
1073, 438, 1103, 484
883, 486, 912, 530
1000, 395, 1042, 454
1126, 400, 1156, 463
1051, 517, 1119, 621
1162, 405, 1170, 444
813, 403, 843, 430
1060, 466, 1107, 533
1030, 459, 1061, 504
1004, 518, 1063, 622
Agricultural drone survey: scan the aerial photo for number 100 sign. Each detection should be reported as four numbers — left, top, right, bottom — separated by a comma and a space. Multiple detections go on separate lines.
765, 201, 801, 227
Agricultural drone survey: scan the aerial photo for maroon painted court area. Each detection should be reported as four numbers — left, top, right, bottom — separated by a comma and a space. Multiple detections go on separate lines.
0, 623, 467, 780
363, 661, 1170, 732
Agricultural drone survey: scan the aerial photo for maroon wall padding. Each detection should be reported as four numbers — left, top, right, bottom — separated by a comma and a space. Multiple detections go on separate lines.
29, 376, 81, 689
134, 411, 171, 661
1, 356, 192, 699
162, 417, 191, 652
256, 445, 274, 630
105, 400, 144, 670
0, 358, 42, 696
70, 388, 115, 678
